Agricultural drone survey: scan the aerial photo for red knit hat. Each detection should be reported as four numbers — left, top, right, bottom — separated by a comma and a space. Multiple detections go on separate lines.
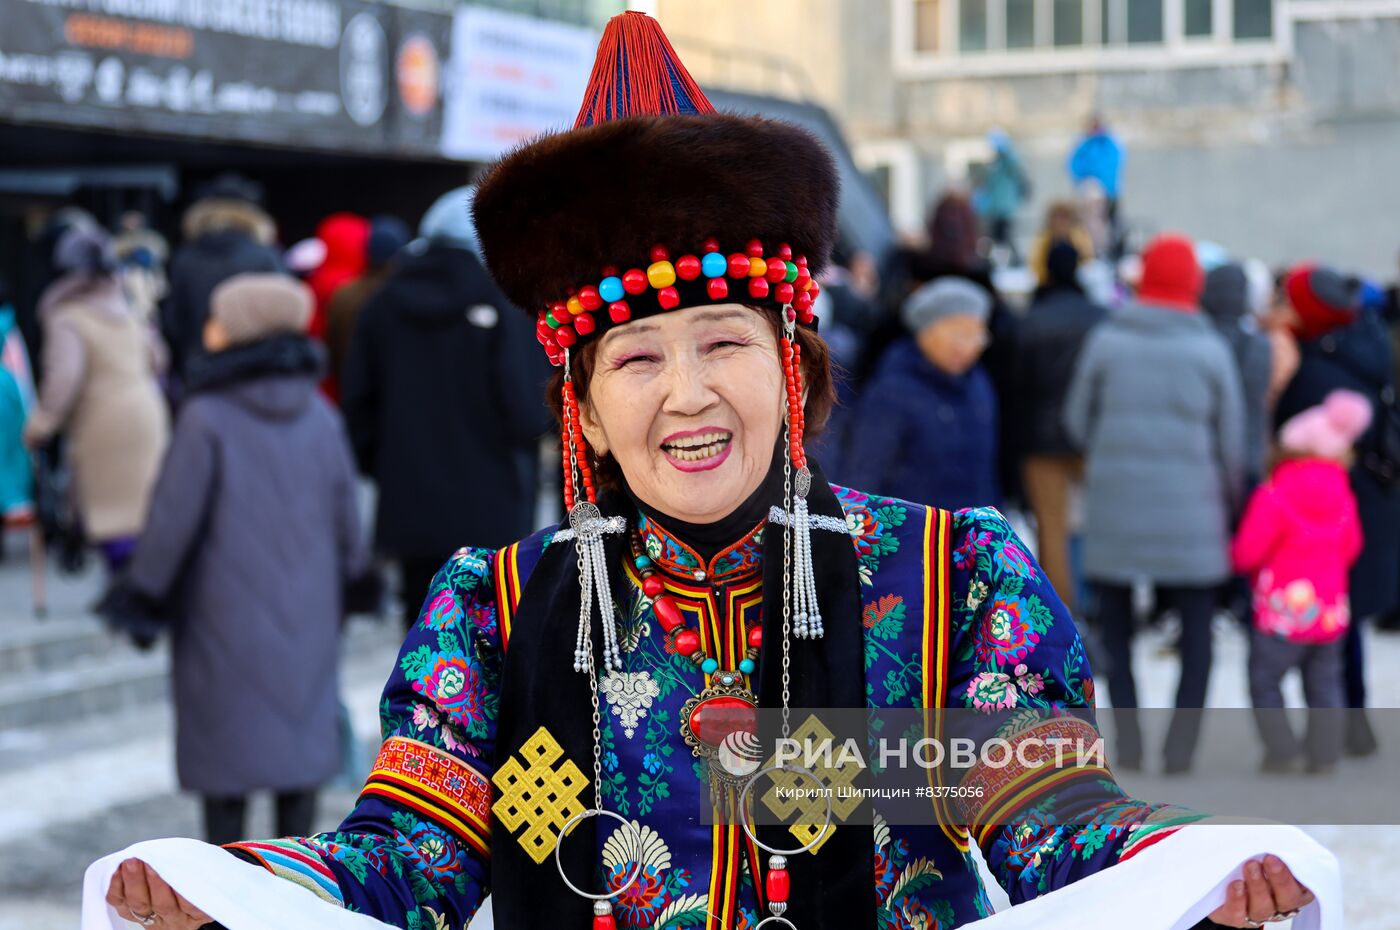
1285, 263, 1360, 342
1136, 234, 1203, 311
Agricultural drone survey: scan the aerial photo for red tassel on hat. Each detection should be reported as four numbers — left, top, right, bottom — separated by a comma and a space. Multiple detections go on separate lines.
574, 11, 716, 128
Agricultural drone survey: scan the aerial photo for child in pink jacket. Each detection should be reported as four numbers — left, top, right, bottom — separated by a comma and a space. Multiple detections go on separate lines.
1232, 389, 1370, 773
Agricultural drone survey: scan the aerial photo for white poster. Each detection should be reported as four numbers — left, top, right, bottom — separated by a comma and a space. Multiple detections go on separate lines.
440, 6, 596, 162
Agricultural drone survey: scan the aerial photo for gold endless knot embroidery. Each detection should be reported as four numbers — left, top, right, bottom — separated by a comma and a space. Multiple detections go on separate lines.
491, 726, 589, 863
761, 715, 864, 854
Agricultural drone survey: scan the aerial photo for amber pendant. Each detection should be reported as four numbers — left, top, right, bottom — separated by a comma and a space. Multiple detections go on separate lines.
679, 673, 762, 819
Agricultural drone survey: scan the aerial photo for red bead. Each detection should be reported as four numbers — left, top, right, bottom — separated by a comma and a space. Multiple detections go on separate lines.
748, 277, 770, 299
796, 255, 808, 267
765, 257, 788, 283
536, 319, 552, 342
778, 243, 793, 261
707, 277, 729, 300
573, 313, 596, 335
653, 595, 685, 632
642, 575, 665, 598
808, 282, 821, 300
785, 307, 797, 323
650, 244, 669, 263
551, 303, 572, 326
687, 695, 758, 747
727, 253, 750, 278
748, 625, 763, 649
594, 913, 617, 930
794, 291, 814, 312
702, 236, 720, 253
622, 268, 648, 295
555, 325, 577, 347
675, 628, 701, 656
657, 286, 681, 309
676, 255, 701, 281
578, 285, 603, 311
795, 267, 811, 290
798, 307, 816, 325
776, 282, 795, 304
609, 301, 631, 323
746, 238, 764, 258
766, 868, 790, 903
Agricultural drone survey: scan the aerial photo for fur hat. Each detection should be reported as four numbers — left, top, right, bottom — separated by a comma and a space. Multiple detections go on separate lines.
472, 12, 838, 366
902, 277, 991, 332
210, 273, 313, 346
1279, 390, 1373, 461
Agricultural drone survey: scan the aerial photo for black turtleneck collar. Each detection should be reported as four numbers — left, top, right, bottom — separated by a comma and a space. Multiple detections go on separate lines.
627, 443, 787, 564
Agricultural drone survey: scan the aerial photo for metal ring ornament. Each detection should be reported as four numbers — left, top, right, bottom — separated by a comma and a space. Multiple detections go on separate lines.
1268, 909, 1303, 922
754, 917, 798, 930
132, 912, 159, 926
553, 808, 644, 900
737, 762, 834, 856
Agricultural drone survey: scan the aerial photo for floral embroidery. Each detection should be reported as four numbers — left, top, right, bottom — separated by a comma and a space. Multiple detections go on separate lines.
967, 671, 1018, 710
833, 485, 907, 586
975, 596, 1040, 666
601, 670, 663, 739
423, 588, 463, 630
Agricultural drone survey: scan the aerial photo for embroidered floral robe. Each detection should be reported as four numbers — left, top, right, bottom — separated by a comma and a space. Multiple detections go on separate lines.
228, 487, 1202, 930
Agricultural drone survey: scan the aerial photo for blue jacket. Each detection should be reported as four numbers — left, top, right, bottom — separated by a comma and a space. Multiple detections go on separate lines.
841, 337, 1000, 512
0, 306, 32, 514
1068, 131, 1124, 197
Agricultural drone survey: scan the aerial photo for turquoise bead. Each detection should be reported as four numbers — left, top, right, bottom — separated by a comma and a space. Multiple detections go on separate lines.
634, 555, 652, 569
739, 658, 756, 675
701, 251, 727, 278
701, 657, 719, 674
599, 275, 625, 302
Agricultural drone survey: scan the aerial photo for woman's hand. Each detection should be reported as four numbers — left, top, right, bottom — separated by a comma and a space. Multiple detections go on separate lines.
105, 858, 212, 929
1208, 855, 1315, 927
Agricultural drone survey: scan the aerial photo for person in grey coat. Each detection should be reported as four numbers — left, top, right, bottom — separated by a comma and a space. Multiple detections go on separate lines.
1064, 234, 1246, 773
1201, 262, 1274, 488
113, 272, 366, 844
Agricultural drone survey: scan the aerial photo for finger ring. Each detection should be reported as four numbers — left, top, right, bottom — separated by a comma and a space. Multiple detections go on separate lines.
1268, 908, 1302, 922
132, 911, 159, 926
1241, 919, 1265, 929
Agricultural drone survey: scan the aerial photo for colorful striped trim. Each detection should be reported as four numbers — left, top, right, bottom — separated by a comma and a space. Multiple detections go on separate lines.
360, 736, 492, 857
224, 839, 343, 907
919, 507, 971, 851
706, 820, 744, 930
495, 542, 522, 652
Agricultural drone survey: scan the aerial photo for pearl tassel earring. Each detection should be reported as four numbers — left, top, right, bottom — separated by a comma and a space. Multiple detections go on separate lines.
561, 351, 626, 673
781, 314, 823, 640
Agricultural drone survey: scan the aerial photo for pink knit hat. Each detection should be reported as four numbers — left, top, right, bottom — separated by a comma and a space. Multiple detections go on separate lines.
1279, 390, 1373, 460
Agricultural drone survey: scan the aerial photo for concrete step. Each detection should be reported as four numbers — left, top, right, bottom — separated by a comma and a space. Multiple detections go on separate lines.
0, 616, 125, 677
0, 615, 401, 732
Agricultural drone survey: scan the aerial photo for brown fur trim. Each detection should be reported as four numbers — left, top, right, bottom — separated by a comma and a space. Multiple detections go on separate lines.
473, 113, 839, 313
182, 199, 276, 245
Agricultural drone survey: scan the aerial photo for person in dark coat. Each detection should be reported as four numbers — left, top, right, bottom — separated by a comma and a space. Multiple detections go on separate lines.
1015, 240, 1106, 616
323, 215, 410, 401
1202, 263, 1275, 488
341, 186, 552, 630
163, 175, 282, 382
1065, 234, 1246, 773
112, 272, 365, 844
1273, 263, 1400, 757
842, 277, 999, 511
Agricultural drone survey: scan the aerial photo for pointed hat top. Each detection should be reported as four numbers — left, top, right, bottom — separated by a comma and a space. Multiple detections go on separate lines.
573, 11, 715, 128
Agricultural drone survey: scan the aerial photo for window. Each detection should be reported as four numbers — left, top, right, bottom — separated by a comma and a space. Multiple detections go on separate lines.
1184, 0, 1213, 35
959, 0, 989, 51
1006, 0, 1037, 48
915, 0, 943, 52
1233, 0, 1272, 38
1126, 0, 1164, 42
1053, 0, 1085, 45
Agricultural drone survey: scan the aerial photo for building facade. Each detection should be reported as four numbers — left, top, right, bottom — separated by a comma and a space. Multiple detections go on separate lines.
658, 0, 1400, 275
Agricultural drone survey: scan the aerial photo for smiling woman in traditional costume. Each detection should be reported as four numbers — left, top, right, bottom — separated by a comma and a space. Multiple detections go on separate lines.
95, 13, 1329, 930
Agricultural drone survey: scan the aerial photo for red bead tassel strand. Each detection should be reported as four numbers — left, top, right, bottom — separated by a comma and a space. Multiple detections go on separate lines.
780, 335, 807, 471
560, 379, 597, 510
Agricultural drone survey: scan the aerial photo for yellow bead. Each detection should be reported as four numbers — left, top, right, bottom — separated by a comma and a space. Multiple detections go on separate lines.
748, 257, 767, 278
567, 296, 585, 316
647, 260, 677, 289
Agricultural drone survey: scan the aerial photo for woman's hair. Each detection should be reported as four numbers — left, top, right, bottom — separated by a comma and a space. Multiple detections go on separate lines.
546, 306, 837, 491
924, 192, 980, 271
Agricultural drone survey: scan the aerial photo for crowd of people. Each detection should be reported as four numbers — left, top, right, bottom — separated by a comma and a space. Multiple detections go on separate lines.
816, 179, 1400, 779
0, 145, 1396, 839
